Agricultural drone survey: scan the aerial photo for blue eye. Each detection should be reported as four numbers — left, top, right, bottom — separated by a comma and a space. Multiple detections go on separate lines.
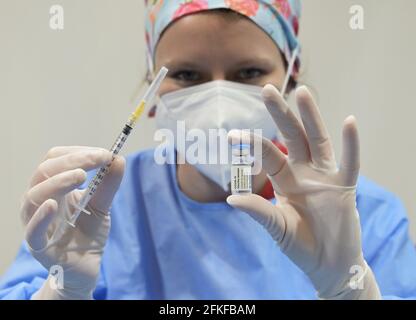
171, 70, 200, 82
238, 68, 264, 80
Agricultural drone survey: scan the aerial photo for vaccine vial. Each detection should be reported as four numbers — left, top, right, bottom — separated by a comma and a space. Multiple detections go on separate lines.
231, 143, 252, 195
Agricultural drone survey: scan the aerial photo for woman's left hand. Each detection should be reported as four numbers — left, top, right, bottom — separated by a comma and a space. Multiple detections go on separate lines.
227, 85, 381, 299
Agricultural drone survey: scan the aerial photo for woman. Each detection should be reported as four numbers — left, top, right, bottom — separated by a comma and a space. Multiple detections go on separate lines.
1, 0, 416, 299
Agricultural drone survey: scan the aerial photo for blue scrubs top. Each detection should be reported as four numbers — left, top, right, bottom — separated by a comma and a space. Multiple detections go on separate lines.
1, 148, 416, 299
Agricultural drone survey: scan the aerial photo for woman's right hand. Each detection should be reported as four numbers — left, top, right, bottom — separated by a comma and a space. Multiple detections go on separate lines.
20, 146, 125, 300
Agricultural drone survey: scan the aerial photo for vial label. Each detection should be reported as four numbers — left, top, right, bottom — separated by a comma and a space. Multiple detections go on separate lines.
231, 165, 252, 194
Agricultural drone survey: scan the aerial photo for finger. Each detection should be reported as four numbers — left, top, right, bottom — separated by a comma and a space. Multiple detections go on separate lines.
25, 199, 58, 251
339, 115, 360, 186
227, 194, 286, 244
88, 155, 125, 213
262, 84, 311, 162
228, 129, 287, 177
22, 169, 87, 225
31, 149, 112, 187
296, 86, 336, 168
43, 146, 103, 160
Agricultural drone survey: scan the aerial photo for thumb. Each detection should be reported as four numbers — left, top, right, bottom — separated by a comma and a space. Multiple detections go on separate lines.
227, 194, 286, 244
88, 155, 126, 213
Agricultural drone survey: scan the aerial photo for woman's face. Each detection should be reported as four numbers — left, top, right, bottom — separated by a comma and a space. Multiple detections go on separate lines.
154, 11, 287, 95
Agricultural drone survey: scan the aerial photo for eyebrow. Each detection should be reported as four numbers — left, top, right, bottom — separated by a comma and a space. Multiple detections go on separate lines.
164, 57, 275, 70
232, 57, 276, 68
163, 60, 203, 71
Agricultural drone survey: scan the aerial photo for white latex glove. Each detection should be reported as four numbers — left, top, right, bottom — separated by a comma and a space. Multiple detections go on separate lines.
227, 85, 381, 300
20, 146, 125, 300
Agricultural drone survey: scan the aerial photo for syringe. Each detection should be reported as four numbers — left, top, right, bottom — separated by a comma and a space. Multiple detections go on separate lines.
67, 66, 169, 227
281, 45, 299, 97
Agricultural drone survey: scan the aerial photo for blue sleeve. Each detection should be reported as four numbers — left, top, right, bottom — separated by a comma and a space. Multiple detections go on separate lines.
359, 185, 416, 299
0, 242, 108, 300
0, 243, 47, 299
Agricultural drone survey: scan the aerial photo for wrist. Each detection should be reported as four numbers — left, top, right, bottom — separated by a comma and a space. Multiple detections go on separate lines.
31, 275, 94, 300
318, 260, 381, 300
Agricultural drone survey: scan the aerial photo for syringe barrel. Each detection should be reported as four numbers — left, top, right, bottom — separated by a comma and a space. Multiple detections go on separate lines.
142, 67, 168, 103
69, 66, 168, 227
76, 124, 132, 216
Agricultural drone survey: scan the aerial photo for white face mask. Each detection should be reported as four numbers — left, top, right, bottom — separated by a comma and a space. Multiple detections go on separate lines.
155, 80, 277, 191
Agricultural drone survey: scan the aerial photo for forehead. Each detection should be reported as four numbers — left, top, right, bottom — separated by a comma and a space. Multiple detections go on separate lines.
154, 12, 281, 63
